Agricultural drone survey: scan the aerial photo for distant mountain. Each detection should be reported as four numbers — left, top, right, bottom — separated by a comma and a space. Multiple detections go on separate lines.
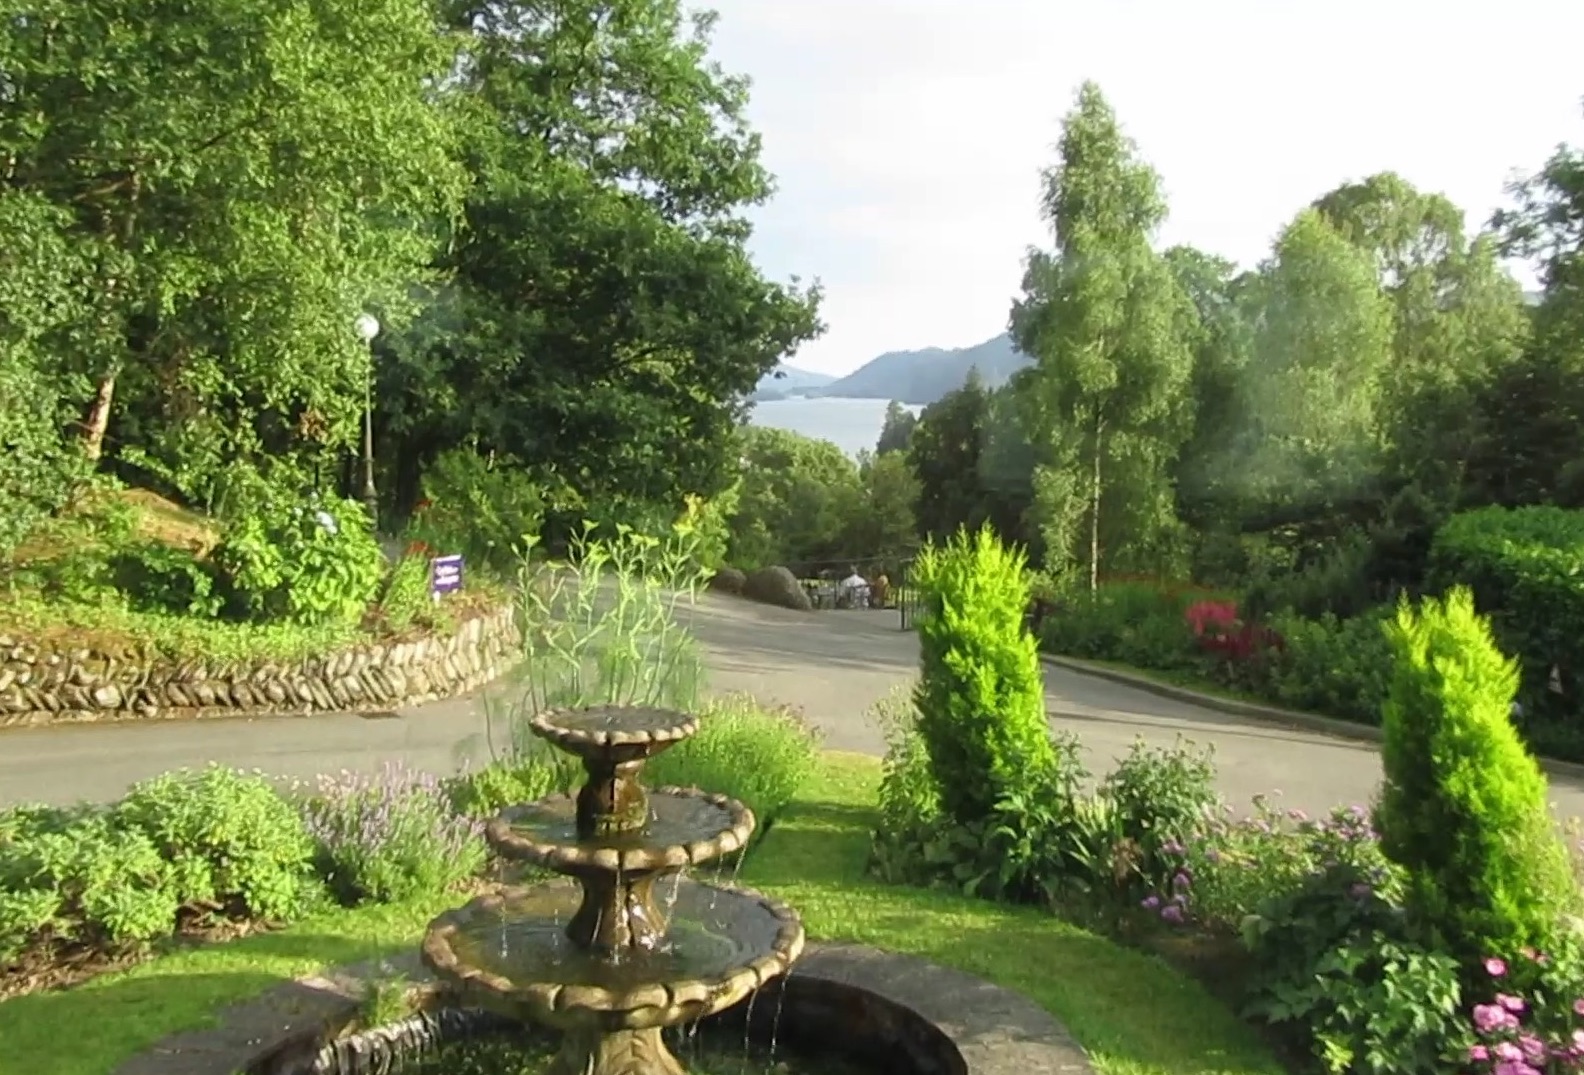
751, 363, 837, 402
811, 333, 1030, 406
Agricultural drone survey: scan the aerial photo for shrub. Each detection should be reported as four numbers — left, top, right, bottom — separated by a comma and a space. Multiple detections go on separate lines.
446, 741, 581, 820
1263, 608, 1396, 725
407, 448, 548, 573
646, 696, 819, 837
1427, 505, 1584, 739
377, 551, 434, 633
1243, 530, 1380, 622
1242, 865, 1466, 1075
870, 689, 943, 885
1101, 737, 1219, 892
1375, 588, 1579, 969
115, 766, 317, 921
1038, 579, 1201, 671
109, 542, 224, 617
214, 495, 385, 626
1143, 797, 1396, 932
912, 525, 1053, 827
301, 763, 485, 906
0, 810, 179, 959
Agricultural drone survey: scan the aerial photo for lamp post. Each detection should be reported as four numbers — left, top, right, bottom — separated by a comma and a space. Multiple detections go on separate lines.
353, 313, 381, 526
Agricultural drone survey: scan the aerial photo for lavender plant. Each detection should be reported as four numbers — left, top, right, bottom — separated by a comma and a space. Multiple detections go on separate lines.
300, 762, 485, 905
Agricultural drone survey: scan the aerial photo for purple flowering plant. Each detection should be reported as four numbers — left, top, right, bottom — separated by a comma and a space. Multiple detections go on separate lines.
1465, 948, 1584, 1075
299, 762, 485, 905
1137, 792, 1397, 932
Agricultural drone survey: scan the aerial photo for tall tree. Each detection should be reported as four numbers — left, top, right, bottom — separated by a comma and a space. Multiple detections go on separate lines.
908, 373, 991, 544
1009, 82, 1195, 589
0, 0, 464, 511
1483, 107, 1584, 507
1162, 245, 1256, 531
380, 0, 822, 536
875, 401, 918, 456
1238, 209, 1394, 528
1313, 173, 1528, 502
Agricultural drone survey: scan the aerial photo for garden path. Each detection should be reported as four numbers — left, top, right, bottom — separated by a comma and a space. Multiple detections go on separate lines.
4, 592, 1584, 823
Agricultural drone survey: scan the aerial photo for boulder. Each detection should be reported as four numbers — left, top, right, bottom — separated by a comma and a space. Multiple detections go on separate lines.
742, 566, 813, 611
707, 565, 747, 595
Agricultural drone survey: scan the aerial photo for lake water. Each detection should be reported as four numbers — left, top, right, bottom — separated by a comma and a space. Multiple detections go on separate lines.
748, 397, 922, 458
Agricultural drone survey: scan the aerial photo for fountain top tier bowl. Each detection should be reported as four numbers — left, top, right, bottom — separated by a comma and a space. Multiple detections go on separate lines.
527, 706, 699, 763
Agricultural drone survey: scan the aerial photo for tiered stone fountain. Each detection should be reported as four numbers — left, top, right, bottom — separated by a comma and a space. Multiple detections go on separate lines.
422, 705, 805, 1075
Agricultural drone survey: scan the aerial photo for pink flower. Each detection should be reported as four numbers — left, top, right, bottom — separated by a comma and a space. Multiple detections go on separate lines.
1573, 998, 1584, 1017
1497, 993, 1527, 1013
1520, 1035, 1546, 1062
1474, 1003, 1520, 1033
1469, 1044, 1489, 1062
1487, 957, 1509, 977
1493, 1041, 1523, 1062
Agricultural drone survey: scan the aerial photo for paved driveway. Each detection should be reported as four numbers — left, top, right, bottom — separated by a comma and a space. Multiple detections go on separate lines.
3, 593, 1583, 822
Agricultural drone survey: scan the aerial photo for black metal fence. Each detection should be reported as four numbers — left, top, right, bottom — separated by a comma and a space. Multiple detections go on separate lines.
895, 557, 925, 632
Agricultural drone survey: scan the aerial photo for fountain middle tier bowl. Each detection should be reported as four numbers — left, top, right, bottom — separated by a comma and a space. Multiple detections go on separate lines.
421, 879, 804, 1033
487, 787, 755, 874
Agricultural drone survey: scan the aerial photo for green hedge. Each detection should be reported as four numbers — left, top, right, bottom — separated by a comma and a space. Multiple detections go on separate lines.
1427, 506, 1584, 753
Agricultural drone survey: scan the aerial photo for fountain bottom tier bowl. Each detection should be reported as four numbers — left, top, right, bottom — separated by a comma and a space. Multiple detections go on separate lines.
422, 880, 804, 1075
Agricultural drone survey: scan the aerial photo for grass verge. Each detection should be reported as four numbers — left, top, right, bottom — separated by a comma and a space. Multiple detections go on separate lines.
0, 753, 1281, 1075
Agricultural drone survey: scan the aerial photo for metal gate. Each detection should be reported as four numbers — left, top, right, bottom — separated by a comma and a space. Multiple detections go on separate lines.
897, 558, 924, 631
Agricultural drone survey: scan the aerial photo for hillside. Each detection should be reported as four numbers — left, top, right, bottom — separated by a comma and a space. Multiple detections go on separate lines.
812, 333, 1030, 405
752, 363, 837, 401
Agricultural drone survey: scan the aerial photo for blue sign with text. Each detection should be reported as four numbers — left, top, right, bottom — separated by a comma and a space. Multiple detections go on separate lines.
430, 554, 464, 599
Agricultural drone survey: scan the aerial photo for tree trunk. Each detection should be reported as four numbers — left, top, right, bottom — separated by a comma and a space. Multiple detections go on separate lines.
1089, 408, 1103, 593
81, 368, 118, 462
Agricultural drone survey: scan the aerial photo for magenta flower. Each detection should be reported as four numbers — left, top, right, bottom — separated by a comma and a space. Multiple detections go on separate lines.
1486, 957, 1509, 977
1160, 903, 1184, 924
1474, 1003, 1520, 1033
1141, 895, 1161, 910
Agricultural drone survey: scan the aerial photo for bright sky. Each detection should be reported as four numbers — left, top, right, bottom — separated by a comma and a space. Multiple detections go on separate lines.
703, 0, 1584, 376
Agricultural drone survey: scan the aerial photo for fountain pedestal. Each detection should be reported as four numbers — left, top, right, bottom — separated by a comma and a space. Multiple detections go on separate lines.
551, 1026, 685, 1075
421, 704, 805, 1075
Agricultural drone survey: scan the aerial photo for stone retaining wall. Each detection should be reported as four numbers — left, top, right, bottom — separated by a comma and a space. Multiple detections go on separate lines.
0, 604, 521, 728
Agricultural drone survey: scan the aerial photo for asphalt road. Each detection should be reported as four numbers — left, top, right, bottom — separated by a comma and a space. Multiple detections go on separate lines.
4, 592, 1584, 823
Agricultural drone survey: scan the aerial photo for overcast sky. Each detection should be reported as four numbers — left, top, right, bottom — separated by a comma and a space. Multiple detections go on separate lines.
701, 0, 1584, 376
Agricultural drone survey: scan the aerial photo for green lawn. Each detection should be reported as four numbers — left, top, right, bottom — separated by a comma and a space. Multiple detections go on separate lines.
0, 753, 1281, 1075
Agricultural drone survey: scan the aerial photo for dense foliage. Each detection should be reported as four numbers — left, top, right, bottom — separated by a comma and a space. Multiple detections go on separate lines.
0, 0, 822, 600
911, 526, 1052, 827
1427, 506, 1584, 743
1376, 589, 1577, 967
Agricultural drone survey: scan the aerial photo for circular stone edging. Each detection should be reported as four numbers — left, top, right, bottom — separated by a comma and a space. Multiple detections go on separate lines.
110, 944, 1093, 1075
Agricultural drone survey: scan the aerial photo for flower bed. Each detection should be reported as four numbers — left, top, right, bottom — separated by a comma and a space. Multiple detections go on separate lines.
0, 697, 820, 1001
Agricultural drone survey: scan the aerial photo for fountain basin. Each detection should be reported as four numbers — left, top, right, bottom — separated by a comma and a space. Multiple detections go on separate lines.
421, 879, 804, 1033
488, 787, 754, 873
221, 945, 1092, 1075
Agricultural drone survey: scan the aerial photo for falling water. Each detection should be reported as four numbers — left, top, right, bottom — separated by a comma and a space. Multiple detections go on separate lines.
666, 867, 687, 910
766, 966, 793, 1063
741, 984, 762, 1060
730, 843, 748, 884
612, 863, 626, 961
